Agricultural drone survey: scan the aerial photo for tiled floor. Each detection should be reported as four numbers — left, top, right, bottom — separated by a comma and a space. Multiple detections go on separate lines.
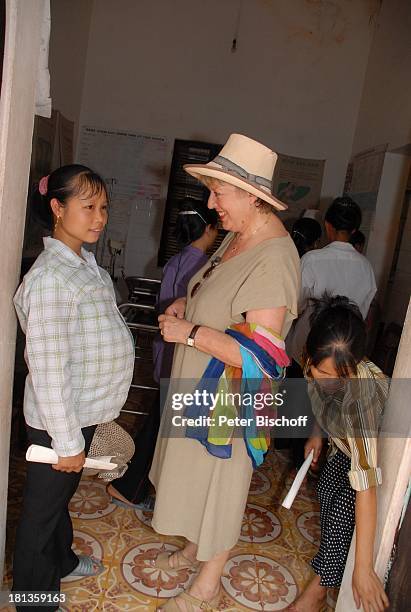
3, 444, 338, 611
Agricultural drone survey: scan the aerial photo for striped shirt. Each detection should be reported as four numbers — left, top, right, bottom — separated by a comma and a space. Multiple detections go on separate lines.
306, 360, 388, 491
14, 238, 135, 456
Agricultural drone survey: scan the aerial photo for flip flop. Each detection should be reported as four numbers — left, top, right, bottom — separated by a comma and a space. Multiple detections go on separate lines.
67, 555, 104, 577
111, 494, 155, 512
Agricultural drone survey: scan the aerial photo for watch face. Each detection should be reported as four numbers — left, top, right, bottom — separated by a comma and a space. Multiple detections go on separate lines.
187, 338, 194, 347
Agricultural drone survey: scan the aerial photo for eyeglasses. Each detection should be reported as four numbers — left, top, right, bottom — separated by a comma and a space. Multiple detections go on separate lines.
190, 256, 221, 298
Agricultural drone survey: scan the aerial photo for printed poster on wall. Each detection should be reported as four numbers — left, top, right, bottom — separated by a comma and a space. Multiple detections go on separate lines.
272, 154, 326, 223
343, 143, 387, 241
76, 125, 168, 277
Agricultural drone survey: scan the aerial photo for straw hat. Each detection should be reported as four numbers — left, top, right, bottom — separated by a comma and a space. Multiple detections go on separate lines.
184, 133, 287, 211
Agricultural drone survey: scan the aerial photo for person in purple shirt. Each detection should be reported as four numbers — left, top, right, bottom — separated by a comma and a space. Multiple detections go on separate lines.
153, 199, 219, 382
107, 198, 218, 510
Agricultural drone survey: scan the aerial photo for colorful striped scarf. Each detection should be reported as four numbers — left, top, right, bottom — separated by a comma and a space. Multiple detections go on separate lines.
185, 323, 290, 468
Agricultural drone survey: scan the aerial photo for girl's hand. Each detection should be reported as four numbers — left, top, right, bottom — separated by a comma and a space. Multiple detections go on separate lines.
304, 436, 323, 465
53, 451, 86, 473
164, 297, 186, 319
352, 566, 389, 611
158, 314, 194, 344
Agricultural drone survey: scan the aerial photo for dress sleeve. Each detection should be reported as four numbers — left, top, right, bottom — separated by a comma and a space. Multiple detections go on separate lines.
347, 434, 382, 491
23, 274, 84, 456
231, 250, 299, 319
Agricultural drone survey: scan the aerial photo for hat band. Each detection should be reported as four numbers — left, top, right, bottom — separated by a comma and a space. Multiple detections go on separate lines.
214, 155, 272, 190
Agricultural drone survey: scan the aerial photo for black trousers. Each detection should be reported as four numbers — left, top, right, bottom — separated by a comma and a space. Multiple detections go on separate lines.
12, 425, 96, 612
110, 392, 160, 503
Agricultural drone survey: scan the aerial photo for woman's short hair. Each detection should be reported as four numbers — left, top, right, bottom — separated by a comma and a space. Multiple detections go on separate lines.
305, 293, 366, 377
325, 196, 362, 233
202, 177, 275, 214
174, 197, 218, 246
32, 164, 108, 231
291, 217, 322, 257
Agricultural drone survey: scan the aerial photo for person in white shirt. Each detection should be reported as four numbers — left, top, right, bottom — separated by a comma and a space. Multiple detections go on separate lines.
287, 197, 377, 366
12, 165, 135, 610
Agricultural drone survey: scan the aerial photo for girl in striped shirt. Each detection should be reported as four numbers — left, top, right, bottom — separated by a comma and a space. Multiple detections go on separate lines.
287, 295, 389, 612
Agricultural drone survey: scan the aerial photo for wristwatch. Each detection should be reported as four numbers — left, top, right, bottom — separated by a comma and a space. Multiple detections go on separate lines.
186, 324, 201, 347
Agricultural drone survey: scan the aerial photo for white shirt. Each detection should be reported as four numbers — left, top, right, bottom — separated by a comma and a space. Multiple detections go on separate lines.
14, 238, 135, 456
287, 241, 377, 364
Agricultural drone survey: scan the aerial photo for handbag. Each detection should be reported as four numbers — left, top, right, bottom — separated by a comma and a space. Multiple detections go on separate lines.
85, 420, 135, 482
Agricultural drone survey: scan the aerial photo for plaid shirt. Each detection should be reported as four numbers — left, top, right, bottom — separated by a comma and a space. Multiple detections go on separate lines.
14, 238, 135, 456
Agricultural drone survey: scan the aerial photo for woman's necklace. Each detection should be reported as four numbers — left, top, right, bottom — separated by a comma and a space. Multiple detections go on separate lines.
229, 218, 270, 254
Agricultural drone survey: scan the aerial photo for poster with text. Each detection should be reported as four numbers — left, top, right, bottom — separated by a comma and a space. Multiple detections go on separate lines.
272, 154, 325, 224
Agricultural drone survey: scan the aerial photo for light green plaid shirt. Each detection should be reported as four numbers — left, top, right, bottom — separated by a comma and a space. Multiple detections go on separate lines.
14, 238, 135, 456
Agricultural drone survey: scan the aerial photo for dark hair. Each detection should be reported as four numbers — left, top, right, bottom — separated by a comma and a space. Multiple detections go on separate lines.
174, 197, 218, 246
349, 229, 365, 248
305, 294, 366, 377
324, 196, 362, 233
291, 217, 322, 258
31, 164, 108, 231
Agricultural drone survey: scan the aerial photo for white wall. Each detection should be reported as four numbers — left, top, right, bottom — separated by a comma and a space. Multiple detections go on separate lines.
352, 0, 411, 154
49, 0, 94, 145
68, 0, 379, 275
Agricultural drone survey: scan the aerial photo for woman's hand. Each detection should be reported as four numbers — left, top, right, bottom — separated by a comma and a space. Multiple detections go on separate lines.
304, 436, 323, 465
158, 314, 193, 344
352, 565, 389, 612
53, 451, 86, 473
165, 297, 186, 319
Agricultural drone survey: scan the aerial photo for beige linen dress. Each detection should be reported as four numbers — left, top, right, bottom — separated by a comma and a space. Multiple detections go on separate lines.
149, 233, 300, 560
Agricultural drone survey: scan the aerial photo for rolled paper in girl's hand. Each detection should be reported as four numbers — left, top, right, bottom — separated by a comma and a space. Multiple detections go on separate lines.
26, 444, 117, 471
282, 449, 314, 509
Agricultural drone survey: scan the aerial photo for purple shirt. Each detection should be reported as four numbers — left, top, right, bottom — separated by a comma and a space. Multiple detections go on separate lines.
153, 246, 208, 383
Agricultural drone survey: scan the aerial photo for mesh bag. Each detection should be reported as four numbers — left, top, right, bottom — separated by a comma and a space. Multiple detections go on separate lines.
85, 421, 135, 482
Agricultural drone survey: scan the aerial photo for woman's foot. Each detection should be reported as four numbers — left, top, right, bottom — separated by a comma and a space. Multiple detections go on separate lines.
150, 548, 199, 571
107, 484, 155, 511
107, 484, 133, 506
287, 575, 327, 611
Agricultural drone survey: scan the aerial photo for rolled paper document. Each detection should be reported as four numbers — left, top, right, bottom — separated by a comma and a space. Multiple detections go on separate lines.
282, 449, 314, 509
26, 444, 117, 471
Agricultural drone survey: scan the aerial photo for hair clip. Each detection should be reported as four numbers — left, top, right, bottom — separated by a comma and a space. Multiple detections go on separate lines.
39, 175, 49, 196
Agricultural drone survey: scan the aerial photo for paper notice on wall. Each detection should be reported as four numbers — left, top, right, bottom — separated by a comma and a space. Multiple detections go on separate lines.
344, 144, 387, 196
272, 154, 325, 223
76, 126, 168, 275
343, 144, 388, 243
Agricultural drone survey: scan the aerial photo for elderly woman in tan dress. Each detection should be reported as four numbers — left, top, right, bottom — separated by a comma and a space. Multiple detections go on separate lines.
149, 134, 300, 611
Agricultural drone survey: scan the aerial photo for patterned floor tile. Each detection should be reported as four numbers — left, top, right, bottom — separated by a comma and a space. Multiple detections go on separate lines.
69, 480, 117, 520
4, 443, 338, 611
222, 553, 298, 610
240, 504, 282, 543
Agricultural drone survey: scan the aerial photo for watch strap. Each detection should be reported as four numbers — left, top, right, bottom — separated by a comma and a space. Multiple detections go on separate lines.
187, 324, 201, 346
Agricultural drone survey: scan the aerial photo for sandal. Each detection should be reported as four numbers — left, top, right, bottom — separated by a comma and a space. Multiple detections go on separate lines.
150, 549, 200, 572
160, 590, 220, 611
66, 554, 104, 577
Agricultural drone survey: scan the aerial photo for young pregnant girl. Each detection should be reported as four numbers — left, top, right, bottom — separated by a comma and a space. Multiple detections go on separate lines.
12, 165, 135, 611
